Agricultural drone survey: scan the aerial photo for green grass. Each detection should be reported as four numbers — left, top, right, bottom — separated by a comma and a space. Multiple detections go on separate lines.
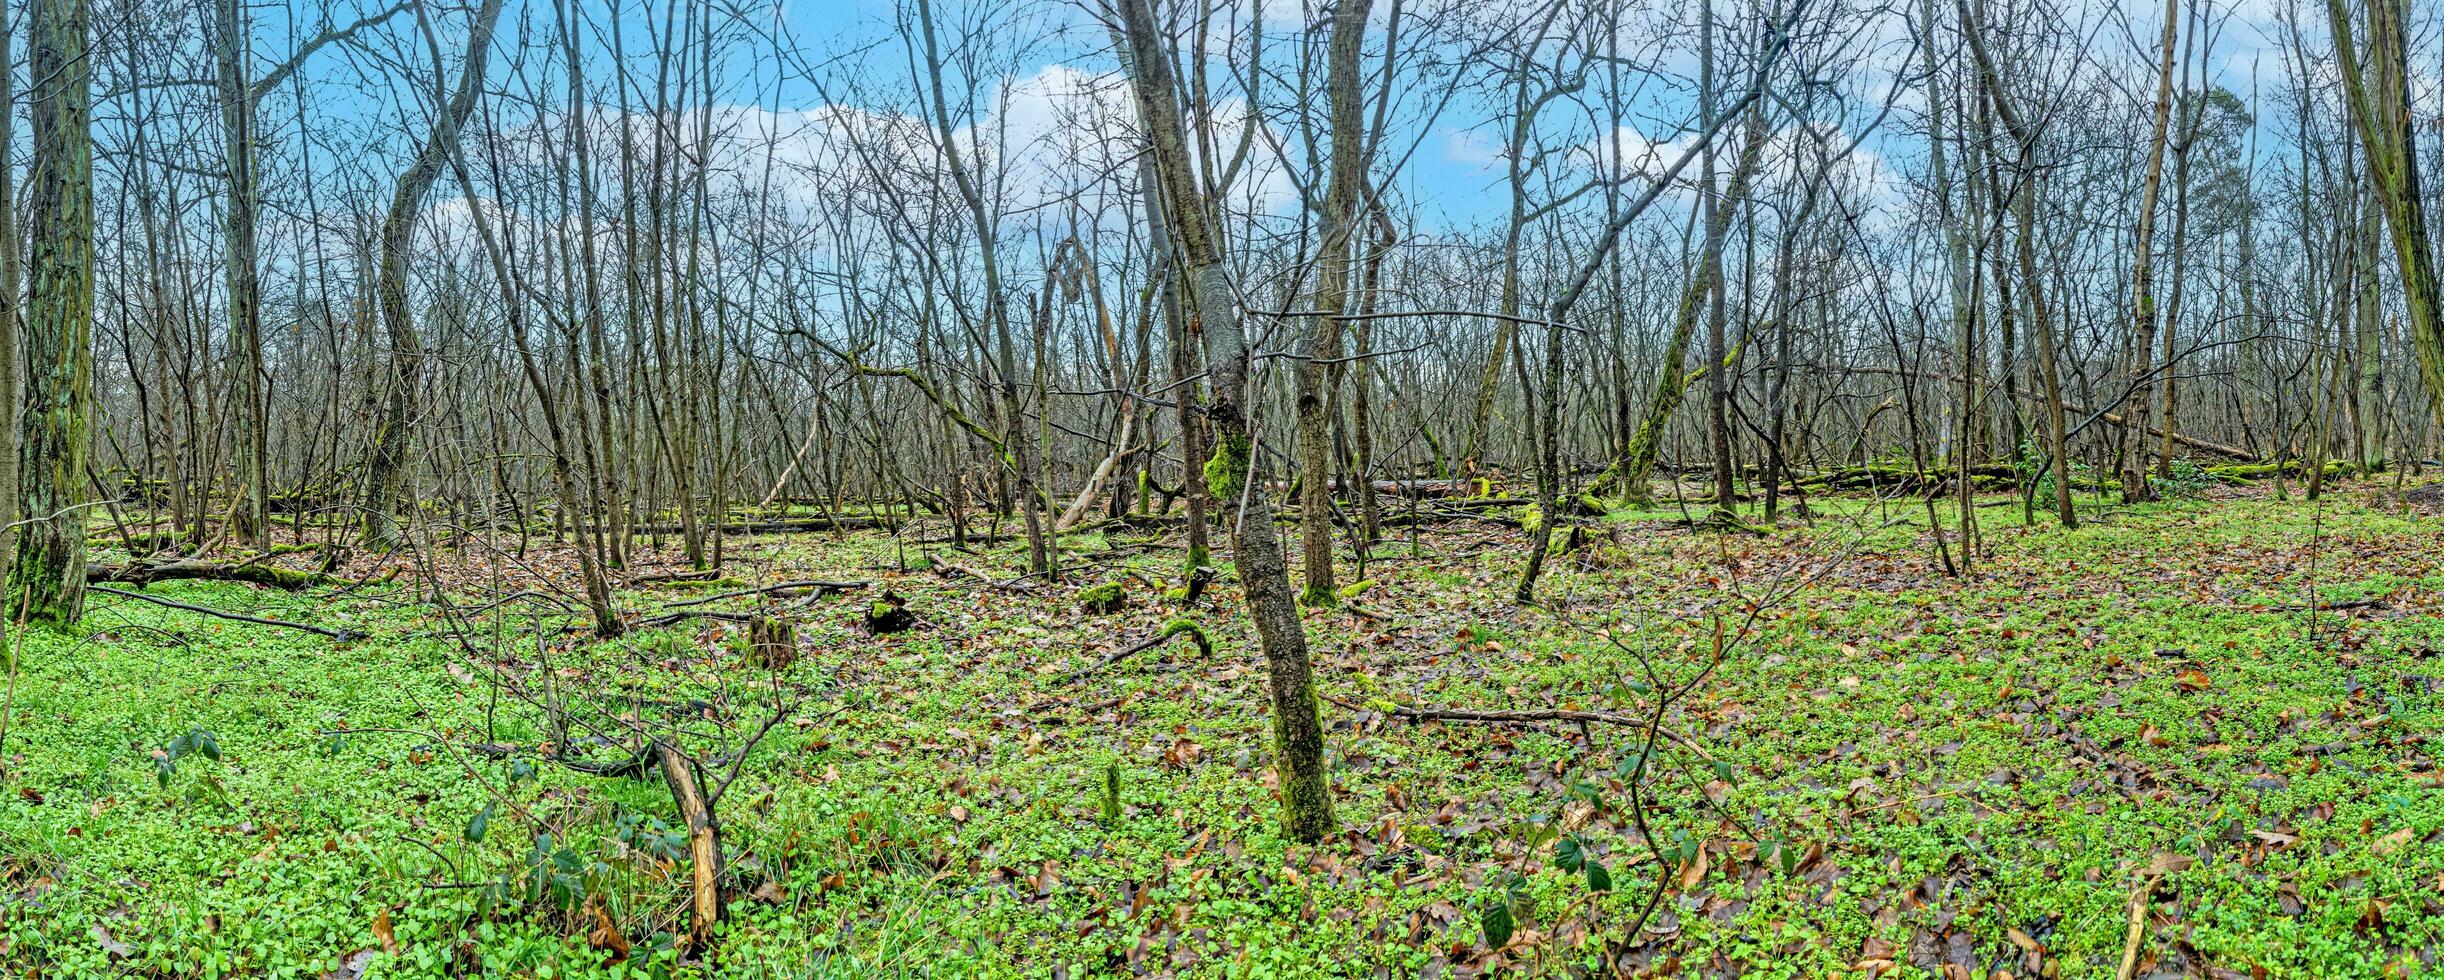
5, 484, 2443, 976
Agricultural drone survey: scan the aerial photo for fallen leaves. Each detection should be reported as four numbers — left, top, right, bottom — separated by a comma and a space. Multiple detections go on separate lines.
1677, 842, 1710, 891
89, 923, 131, 960
372, 909, 398, 955
587, 903, 630, 962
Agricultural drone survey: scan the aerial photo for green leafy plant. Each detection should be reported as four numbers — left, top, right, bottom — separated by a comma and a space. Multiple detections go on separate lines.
151, 727, 221, 789
2153, 459, 2218, 500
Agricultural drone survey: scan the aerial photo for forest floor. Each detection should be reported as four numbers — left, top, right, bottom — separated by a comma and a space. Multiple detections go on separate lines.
6, 479, 2444, 978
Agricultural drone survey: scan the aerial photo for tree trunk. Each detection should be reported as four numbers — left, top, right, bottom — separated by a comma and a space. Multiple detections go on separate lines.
1117, 0, 1336, 843
215, 0, 269, 547
0, 9, 22, 583
1961, 0, 2074, 527
1292, 0, 1370, 607
2118, 0, 2182, 503
12, 0, 92, 625
356, 0, 504, 550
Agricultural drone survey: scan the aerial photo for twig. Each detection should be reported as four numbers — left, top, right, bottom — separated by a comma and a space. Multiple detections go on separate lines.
2114, 873, 2156, 980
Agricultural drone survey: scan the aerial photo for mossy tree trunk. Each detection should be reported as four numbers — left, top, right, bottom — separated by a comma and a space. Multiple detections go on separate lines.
1293, 0, 1370, 608
12, 0, 93, 626
1587, 116, 1767, 509
214, 0, 268, 547
2325, 0, 2444, 432
1116, 0, 1335, 843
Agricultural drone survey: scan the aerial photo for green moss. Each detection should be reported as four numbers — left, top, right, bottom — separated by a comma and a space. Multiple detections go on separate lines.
1204, 432, 1252, 502
1078, 581, 1128, 614
1155, 617, 1212, 656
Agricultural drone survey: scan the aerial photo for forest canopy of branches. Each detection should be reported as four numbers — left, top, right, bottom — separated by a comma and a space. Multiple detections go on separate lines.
2, 0, 2443, 974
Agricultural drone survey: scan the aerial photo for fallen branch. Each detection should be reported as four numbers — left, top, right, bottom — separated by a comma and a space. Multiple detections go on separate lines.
89, 585, 360, 641
2115, 872, 2158, 980
452, 590, 576, 616
934, 559, 1038, 591
625, 568, 723, 585
634, 609, 758, 628
1325, 694, 1716, 762
1060, 619, 1213, 681
1817, 364, 2255, 460
660, 579, 867, 609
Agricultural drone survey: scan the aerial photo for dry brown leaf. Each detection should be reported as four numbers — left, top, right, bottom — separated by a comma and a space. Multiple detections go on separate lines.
589, 904, 630, 962
372, 909, 399, 955
2145, 852, 2198, 874
2006, 926, 2045, 954
1678, 843, 1710, 890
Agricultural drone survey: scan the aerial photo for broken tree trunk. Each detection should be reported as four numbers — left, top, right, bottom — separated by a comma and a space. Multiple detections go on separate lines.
653, 741, 721, 945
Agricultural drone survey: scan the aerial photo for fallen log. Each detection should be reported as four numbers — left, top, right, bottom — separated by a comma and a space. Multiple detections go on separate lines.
86, 559, 373, 591
2205, 459, 2370, 482
1793, 463, 2021, 495
607, 516, 886, 535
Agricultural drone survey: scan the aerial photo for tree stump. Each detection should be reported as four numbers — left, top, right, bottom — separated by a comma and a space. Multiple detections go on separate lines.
1180, 565, 1216, 606
864, 590, 915, 634
1079, 581, 1129, 615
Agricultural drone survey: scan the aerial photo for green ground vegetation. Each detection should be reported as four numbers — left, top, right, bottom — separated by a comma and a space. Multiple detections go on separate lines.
5, 482, 2444, 977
